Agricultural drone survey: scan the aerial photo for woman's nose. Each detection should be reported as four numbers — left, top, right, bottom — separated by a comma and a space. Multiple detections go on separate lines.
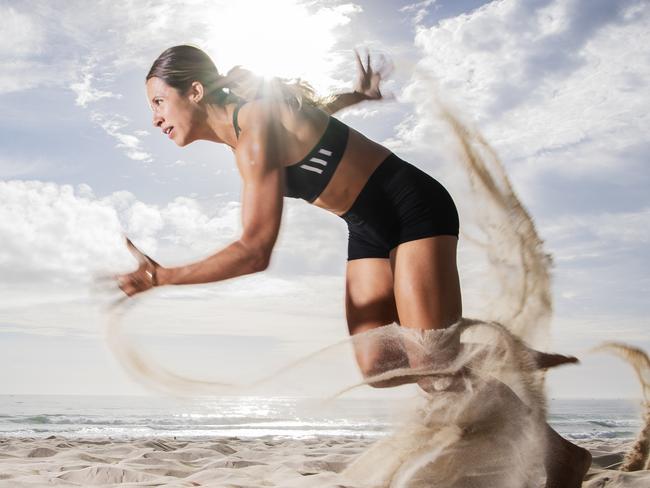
152, 114, 163, 128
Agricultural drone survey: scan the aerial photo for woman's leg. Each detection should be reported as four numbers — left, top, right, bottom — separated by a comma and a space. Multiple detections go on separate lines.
391, 235, 591, 488
346, 257, 416, 388
391, 235, 461, 331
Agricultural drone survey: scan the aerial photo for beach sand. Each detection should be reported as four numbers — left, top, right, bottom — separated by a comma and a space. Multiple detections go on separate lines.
0, 435, 647, 487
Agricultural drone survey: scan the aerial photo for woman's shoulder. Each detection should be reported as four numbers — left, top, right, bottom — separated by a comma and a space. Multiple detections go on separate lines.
236, 98, 328, 135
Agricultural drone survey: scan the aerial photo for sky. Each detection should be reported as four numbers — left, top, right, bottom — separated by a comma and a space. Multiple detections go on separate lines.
0, 0, 648, 399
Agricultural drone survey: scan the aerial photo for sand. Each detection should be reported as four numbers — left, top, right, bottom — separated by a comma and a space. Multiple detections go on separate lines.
0, 435, 647, 487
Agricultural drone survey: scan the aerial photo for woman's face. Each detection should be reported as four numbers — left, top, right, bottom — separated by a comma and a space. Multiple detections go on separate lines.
146, 77, 202, 147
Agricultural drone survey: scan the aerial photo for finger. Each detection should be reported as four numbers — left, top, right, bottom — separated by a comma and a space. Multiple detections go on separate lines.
125, 236, 161, 269
354, 49, 366, 76
92, 273, 121, 293
144, 253, 161, 268
116, 277, 131, 296
118, 273, 138, 291
125, 236, 148, 265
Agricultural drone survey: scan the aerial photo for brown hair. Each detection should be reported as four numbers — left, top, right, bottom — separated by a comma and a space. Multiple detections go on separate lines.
146, 45, 319, 108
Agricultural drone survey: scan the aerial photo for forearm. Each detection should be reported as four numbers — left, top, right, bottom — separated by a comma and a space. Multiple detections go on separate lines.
322, 91, 371, 115
157, 239, 268, 286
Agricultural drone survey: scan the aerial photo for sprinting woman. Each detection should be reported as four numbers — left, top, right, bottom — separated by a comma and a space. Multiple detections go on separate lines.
117, 45, 591, 486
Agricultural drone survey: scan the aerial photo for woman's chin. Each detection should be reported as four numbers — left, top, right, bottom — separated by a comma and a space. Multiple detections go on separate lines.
172, 133, 193, 147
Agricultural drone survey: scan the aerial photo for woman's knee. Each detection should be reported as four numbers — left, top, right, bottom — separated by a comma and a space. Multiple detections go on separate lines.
345, 289, 398, 333
352, 338, 409, 382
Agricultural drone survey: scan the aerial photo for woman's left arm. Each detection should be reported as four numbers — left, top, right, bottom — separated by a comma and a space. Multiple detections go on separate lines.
321, 50, 392, 115
118, 103, 283, 295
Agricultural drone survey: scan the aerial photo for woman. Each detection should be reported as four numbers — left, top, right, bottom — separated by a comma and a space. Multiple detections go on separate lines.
120, 45, 462, 386
118, 45, 590, 486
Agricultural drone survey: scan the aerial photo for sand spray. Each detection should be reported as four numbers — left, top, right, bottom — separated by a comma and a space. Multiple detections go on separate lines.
593, 343, 650, 471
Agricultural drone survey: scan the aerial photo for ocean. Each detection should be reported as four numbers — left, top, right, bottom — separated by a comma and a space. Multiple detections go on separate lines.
0, 395, 643, 441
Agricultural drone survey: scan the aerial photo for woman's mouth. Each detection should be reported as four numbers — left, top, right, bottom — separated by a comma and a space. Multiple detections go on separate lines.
164, 126, 174, 138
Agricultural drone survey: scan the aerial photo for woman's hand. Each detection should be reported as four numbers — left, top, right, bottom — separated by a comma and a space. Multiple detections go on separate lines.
353, 49, 393, 100
320, 49, 394, 115
117, 237, 161, 297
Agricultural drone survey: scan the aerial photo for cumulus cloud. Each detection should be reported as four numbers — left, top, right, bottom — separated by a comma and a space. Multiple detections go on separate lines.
0, 179, 350, 342
0, 180, 125, 283
405, 0, 649, 172
0, 180, 347, 289
0, 181, 222, 284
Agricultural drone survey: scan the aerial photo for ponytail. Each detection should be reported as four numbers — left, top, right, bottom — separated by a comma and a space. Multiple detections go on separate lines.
147, 45, 321, 109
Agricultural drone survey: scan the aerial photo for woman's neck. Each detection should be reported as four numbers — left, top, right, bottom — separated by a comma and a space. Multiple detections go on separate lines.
200, 102, 239, 147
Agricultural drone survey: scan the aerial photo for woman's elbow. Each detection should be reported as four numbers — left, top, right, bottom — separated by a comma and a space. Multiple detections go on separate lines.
240, 240, 273, 273
251, 251, 271, 272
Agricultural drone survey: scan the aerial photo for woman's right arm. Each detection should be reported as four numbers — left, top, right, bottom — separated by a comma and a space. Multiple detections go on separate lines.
157, 102, 284, 287
118, 101, 284, 296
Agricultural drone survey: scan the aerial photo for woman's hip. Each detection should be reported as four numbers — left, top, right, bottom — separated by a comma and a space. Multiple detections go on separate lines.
341, 153, 459, 260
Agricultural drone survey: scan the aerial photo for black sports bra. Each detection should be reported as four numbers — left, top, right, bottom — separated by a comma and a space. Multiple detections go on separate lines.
233, 102, 349, 202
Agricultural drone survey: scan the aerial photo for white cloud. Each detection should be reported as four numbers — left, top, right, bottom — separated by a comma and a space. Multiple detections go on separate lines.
406, 0, 649, 174
37, 0, 362, 97
71, 71, 120, 107
0, 6, 44, 55
338, 106, 381, 120
0, 6, 77, 94
90, 113, 153, 163
400, 0, 437, 25
272, 200, 348, 276
0, 180, 347, 288
381, 1, 650, 360
0, 180, 349, 347
0, 180, 125, 282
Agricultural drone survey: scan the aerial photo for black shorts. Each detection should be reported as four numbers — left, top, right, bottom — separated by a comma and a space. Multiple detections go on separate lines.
341, 153, 459, 261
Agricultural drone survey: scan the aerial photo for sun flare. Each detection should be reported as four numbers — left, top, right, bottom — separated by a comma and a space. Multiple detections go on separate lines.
203, 0, 358, 94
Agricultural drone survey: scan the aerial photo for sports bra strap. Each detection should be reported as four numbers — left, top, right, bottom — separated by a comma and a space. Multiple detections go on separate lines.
232, 102, 246, 139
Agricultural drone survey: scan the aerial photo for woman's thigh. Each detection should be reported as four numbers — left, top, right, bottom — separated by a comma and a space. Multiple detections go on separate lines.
392, 235, 462, 331
345, 257, 406, 376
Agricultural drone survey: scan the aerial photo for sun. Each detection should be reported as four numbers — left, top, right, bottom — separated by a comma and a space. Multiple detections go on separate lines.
203, 0, 357, 95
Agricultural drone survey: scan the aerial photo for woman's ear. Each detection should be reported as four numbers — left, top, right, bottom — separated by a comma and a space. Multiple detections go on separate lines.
189, 81, 205, 103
